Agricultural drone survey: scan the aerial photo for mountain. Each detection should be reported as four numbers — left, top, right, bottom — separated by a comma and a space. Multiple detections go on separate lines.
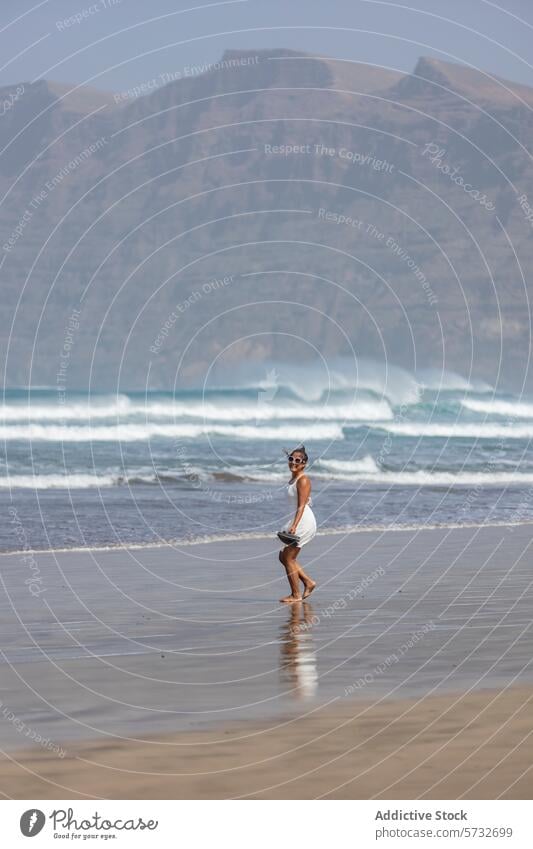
1, 50, 532, 392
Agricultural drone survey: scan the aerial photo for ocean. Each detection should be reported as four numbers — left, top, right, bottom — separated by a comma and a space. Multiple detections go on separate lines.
2, 363, 533, 552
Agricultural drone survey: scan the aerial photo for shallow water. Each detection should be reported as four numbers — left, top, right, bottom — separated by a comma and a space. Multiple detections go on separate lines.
1, 524, 532, 749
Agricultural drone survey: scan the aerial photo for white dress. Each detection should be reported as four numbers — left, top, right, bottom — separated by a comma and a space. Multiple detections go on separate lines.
280, 473, 317, 548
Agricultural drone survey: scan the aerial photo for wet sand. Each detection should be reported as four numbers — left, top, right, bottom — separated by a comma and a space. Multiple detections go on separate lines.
1, 521, 533, 797
2, 685, 533, 799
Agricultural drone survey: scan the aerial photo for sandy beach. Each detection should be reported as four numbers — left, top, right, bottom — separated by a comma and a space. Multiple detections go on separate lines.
2, 686, 532, 799
1, 521, 533, 798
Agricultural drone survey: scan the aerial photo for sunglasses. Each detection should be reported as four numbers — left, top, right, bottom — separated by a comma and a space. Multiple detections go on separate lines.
288, 456, 305, 464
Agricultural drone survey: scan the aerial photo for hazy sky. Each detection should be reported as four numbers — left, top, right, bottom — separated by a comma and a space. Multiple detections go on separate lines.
1, 0, 533, 92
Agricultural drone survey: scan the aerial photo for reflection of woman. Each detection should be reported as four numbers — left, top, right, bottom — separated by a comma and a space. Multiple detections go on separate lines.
279, 602, 318, 700
278, 445, 317, 603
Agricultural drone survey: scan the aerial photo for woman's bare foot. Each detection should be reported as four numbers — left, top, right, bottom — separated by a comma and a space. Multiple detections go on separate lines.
279, 594, 302, 604
302, 580, 316, 599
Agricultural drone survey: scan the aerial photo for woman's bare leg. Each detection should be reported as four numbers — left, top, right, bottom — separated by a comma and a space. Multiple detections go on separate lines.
296, 548, 316, 598
279, 548, 302, 603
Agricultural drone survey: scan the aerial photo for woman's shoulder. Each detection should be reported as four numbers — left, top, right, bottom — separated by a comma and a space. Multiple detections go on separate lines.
296, 473, 311, 486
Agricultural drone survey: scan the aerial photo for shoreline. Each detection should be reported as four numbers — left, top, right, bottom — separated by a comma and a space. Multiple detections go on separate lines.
1, 515, 533, 556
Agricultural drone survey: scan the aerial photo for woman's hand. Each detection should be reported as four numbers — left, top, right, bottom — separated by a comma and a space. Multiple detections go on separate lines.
288, 525, 298, 535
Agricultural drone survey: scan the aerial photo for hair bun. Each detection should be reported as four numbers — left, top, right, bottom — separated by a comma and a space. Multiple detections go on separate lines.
294, 444, 308, 461
283, 444, 309, 461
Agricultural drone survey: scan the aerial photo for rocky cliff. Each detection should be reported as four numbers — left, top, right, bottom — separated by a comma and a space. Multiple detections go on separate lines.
1, 50, 532, 391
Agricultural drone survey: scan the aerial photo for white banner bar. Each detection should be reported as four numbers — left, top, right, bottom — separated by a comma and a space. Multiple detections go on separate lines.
1, 800, 531, 847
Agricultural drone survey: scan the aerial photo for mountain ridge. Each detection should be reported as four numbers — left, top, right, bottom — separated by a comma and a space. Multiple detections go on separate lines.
1, 51, 532, 392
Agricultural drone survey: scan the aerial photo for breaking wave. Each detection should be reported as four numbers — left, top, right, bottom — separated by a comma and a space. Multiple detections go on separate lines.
461, 398, 533, 418
0, 397, 392, 423
0, 422, 344, 442
366, 421, 533, 439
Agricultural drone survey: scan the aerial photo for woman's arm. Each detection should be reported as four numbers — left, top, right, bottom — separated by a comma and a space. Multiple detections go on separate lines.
288, 476, 311, 534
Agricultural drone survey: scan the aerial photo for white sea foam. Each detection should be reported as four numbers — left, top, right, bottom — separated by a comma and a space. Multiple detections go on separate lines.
6, 460, 529, 489
317, 455, 380, 473
0, 395, 133, 421
368, 421, 533, 439
3, 517, 533, 556
461, 398, 533, 418
0, 397, 391, 422
0, 473, 121, 489
312, 468, 533, 486
0, 469, 212, 489
0, 422, 344, 442
230, 460, 533, 486
140, 398, 392, 422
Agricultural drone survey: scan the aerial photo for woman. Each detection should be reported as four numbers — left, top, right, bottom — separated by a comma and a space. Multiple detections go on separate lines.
278, 445, 317, 603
